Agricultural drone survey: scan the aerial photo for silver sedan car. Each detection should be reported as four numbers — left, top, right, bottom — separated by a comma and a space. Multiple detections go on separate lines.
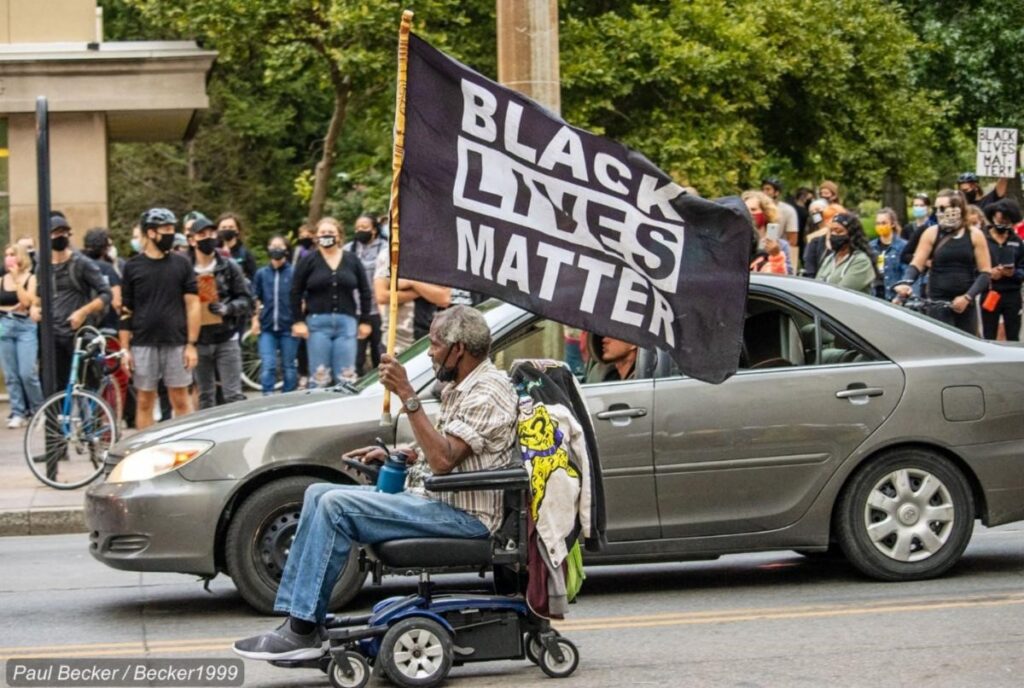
86, 274, 1024, 613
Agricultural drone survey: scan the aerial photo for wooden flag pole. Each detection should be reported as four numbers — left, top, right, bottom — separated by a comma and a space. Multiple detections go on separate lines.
381, 9, 414, 426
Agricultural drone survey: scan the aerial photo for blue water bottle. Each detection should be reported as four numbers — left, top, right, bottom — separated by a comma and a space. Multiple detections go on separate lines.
375, 439, 408, 494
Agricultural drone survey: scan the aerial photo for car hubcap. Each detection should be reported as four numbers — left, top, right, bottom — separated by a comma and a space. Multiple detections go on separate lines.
864, 468, 955, 562
393, 629, 443, 678
256, 506, 301, 585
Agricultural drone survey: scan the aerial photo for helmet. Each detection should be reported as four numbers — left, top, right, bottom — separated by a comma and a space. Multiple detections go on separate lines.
957, 172, 979, 184
140, 207, 178, 229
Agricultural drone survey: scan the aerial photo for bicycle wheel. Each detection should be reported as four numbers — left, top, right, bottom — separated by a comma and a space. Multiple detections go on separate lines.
24, 389, 119, 490
240, 329, 283, 392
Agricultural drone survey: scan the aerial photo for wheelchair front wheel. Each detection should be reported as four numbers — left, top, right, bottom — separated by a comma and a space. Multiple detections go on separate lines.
538, 637, 579, 679
327, 651, 369, 688
378, 617, 453, 688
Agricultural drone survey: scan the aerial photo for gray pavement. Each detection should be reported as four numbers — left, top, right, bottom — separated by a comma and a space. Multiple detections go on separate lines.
0, 400, 91, 536
1, 525, 1022, 687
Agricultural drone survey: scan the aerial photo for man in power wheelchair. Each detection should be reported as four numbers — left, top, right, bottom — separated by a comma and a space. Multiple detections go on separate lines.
234, 306, 603, 687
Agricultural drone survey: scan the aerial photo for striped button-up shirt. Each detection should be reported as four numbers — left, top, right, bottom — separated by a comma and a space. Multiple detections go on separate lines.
406, 359, 519, 532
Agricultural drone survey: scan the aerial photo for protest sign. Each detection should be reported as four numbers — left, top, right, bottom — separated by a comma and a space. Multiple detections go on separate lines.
976, 127, 1018, 178
396, 35, 751, 384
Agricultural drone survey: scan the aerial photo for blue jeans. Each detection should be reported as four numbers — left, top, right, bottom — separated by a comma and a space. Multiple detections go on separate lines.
0, 315, 44, 418
258, 331, 299, 394
306, 313, 357, 387
274, 484, 490, 622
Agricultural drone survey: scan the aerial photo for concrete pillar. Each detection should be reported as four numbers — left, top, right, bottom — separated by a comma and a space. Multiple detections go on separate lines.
8, 111, 108, 243
496, 0, 560, 115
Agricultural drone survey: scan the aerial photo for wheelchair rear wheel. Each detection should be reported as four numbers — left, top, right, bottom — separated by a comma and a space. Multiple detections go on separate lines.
378, 617, 453, 688
327, 651, 369, 688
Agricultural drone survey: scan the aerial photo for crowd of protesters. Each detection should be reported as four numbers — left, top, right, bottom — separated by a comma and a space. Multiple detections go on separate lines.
744, 173, 1023, 339
1, 172, 1021, 428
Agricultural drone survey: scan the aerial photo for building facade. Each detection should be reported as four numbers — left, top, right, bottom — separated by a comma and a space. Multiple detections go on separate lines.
0, 0, 215, 244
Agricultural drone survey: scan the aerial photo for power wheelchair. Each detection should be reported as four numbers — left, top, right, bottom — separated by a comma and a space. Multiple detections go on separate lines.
271, 464, 580, 688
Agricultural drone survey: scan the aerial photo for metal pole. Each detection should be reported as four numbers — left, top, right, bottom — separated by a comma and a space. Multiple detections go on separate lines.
36, 96, 57, 396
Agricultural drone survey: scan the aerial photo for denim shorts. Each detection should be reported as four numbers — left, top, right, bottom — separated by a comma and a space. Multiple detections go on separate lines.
133, 345, 193, 391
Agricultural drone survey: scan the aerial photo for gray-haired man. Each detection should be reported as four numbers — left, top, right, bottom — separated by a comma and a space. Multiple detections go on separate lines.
234, 306, 518, 661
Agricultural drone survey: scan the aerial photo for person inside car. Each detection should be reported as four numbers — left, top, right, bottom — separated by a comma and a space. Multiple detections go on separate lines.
585, 334, 638, 383
233, 305, 519, 661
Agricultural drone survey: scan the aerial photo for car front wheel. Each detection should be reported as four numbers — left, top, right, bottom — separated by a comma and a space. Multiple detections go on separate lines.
836, 449, 974, 581
225, 476, 367, 614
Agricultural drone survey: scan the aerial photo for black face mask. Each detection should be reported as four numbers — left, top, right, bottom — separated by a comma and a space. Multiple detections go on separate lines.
298, 237, 314, 249
218, 230, 238, 243
317, 235, 338, 249
268, 248, 288, 261
435, 344, 463, 383
51, 236, 70, 252
196, 238, 217, 255
994, 224, 1012, 235
829, 235, 850, 252
354, 231, 374, 244
153, 232, 175, 254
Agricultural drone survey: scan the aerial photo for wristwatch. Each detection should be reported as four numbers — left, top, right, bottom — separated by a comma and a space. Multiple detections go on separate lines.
403, 395, 422, 414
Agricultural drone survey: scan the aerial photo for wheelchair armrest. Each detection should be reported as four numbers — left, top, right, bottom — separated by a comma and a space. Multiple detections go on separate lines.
342, 458, 380, 484
425, 466, 529, 493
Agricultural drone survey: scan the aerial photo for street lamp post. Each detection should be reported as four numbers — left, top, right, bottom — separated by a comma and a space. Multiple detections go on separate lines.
496, 0, 561, 115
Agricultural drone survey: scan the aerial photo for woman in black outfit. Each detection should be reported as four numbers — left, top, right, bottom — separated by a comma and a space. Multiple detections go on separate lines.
894, 190, 991, 335
290, 218, 372, 387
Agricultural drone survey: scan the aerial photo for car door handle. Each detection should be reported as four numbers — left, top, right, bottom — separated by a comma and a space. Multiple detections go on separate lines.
596, 407, 647, 420
835, 387, 884, 399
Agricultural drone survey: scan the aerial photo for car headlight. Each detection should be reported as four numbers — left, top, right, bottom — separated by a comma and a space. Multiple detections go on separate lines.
108, 441, 214, 484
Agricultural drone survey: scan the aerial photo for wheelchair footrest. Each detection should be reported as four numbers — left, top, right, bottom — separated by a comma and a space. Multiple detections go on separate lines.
325, 624, 389, 643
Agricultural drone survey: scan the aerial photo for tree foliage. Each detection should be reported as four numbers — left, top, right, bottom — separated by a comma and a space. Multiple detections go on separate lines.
102, 0, 1018, 250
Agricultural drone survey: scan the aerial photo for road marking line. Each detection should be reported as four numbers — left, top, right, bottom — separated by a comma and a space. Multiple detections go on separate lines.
3, 591, 1023, 659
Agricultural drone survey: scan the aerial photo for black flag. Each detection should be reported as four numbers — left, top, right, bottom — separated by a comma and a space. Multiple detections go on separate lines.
398, 34, 751, 384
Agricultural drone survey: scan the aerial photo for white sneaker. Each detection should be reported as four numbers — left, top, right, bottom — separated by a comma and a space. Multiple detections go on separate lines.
7, 416, 26, 429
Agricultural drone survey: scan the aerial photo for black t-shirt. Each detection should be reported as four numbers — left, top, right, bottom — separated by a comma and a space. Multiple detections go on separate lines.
92, 259, 122, 331
120, 253, 198, 346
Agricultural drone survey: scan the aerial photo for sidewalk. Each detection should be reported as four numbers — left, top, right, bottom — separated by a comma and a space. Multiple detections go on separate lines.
0, 400, 94, 535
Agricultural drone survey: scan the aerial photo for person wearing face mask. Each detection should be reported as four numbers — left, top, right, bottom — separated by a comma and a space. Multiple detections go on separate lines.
958, 172, 1007, 210
130, 223, 144, 256
31, 213, 112, 392
187, 217, 252, 409
290, 217, 372, 387
292, 223, 317, 263
895, 190, 991, 334
82, 227, 123, 332
818, 180, 841, 206
234, 306, 518, 661
119, 208, 201, 429
343, 214, 385, 374
816, 213, 878, 294
981, 201, 1024, 341
799, 199, 829, 276
215, 212, 258, 281
0, 243, 43, 428
900, 193, 937, 266
743, 190, 793, 275
251, 235, 298, 394
869, 208, 907, 300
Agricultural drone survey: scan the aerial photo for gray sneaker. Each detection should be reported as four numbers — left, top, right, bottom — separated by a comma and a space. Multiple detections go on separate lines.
233, 621, 325, 661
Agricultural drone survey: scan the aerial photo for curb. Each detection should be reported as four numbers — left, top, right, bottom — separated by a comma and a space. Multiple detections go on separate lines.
0, 507, 87, 536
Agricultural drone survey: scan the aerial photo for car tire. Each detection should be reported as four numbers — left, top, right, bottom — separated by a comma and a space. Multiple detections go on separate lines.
225, 476, 367, 614
836, 449, 974, 581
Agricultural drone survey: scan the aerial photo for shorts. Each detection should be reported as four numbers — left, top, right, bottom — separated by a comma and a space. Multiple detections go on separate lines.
132, 345, 193, 391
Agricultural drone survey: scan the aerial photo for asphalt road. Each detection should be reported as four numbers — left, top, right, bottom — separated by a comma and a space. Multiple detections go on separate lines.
2, 525, 1023, 688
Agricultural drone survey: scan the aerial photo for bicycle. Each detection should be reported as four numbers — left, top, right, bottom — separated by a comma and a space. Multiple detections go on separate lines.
24, 326, 125, 489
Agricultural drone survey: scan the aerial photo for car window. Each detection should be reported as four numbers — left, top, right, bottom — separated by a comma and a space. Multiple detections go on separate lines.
739, 296, 878, 371
816, 319, 879, 365
741, 297, 814, 370
491, 319, 652, 383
